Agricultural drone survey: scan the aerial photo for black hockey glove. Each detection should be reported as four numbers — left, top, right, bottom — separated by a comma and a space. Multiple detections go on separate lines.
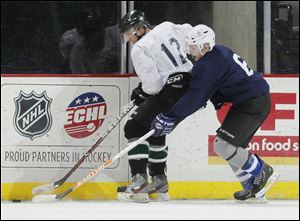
210, 95, 227, 110
131, 82, 150, 106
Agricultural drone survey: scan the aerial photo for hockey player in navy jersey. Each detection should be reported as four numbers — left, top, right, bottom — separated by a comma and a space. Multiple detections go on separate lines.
151, 24, 279, 203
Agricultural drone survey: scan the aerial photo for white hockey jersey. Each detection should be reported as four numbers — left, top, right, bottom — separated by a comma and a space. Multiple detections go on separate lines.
131, 22, 193, 95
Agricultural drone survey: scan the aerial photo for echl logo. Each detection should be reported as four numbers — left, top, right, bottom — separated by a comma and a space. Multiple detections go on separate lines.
13, 91, 52, 140
64, 92, 107, 138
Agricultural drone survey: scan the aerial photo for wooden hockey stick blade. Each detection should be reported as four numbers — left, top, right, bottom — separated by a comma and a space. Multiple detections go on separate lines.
32, 182, 60, 195
32, 194, 57, 203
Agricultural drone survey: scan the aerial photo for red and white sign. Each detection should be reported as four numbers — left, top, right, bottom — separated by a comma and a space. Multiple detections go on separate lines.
208, 78, 299, 165
64, 92, 107, 139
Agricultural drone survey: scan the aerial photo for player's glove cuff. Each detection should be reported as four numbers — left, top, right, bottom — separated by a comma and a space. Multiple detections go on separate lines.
131, 82, 150, 106
151, 113, 178, 137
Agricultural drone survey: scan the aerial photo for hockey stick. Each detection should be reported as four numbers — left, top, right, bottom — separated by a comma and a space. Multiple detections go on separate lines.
32, 129, 155, 202
32, 102, 135, 195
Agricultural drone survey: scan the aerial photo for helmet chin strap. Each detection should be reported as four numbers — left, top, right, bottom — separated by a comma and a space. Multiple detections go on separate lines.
197, 44, 211, 56
197, 45, 205, 56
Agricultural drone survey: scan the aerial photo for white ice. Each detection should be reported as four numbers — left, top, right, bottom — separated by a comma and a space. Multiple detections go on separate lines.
1, 200, 299, 220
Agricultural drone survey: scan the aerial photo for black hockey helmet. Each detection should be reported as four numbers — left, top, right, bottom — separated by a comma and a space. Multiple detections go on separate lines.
77, 10, 102, 36
119, 10, 150, 34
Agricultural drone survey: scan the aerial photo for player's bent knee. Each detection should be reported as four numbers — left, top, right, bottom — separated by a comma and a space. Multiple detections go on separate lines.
213, 136, 225, 156
124, 119, 147, 140
213, 136, 236, 159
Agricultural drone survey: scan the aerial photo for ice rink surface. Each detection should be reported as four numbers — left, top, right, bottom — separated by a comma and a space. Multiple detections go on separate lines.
1, 199, 299, 220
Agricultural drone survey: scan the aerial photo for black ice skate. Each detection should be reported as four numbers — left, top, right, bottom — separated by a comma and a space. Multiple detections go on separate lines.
234, 161, 280, 203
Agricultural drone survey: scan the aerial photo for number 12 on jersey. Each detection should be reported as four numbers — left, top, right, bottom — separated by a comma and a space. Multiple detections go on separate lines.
161, 38, 188, 68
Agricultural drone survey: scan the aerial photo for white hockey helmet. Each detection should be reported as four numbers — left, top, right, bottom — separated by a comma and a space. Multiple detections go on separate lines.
186, 24, 215, 55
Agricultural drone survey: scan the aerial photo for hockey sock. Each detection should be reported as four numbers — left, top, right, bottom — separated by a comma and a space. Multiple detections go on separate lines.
148, 145, 168, 176
129, 159, 148, 176
128, 140, 149, 176
148, 162, 167, 176
214, 137, 264, 190
230, 154, 264, 190
214, 137, 249, 168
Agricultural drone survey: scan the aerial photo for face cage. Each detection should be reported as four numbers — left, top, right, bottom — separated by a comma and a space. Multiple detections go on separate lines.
186, 38, 212, 56
120, 27, 137, 44
186, 39, 203, 56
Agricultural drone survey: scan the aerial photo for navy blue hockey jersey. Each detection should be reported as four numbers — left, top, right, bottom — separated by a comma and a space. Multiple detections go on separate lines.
166, 45, 270, 120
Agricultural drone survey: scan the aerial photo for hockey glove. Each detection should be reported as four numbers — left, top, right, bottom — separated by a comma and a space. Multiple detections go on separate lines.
131, 82, 150, 106
151, 113, 178, 137
210, 95, 228, 110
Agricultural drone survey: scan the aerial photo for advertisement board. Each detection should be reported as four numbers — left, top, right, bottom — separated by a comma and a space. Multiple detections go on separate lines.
1, 74, 298, 200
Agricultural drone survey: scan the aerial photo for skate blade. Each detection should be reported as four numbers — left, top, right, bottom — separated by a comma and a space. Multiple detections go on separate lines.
255, 172, 280, 199
149, 192, 170, 202
235, 196, 268, 204
117, 192, 149, 203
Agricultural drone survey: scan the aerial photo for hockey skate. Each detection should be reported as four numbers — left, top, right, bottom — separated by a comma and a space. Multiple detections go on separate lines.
148, 175, 170, 202
117, 173, 150, 203
234, 161, 280, 203
117, 174, 169, 202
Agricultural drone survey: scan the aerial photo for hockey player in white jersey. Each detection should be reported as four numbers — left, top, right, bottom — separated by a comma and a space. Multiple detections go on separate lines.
117, 10, 193, 202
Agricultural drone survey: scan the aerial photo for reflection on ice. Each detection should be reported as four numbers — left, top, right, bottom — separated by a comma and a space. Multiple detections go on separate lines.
1, 200, 299, 220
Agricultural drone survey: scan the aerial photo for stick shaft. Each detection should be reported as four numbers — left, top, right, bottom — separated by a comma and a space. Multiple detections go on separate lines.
32, 103, 135, 195
57, 130, 155, 200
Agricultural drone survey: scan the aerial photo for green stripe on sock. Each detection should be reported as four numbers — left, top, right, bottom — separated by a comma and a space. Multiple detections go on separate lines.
128, 144, 149, 156
149, 146, 168, 160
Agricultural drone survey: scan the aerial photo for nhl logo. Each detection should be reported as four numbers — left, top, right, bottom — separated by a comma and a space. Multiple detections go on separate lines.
13, 91, 52, 140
